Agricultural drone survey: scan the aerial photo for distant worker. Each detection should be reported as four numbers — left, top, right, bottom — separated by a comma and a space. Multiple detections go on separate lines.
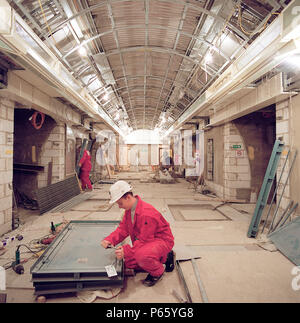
161, 150, 173, 171
100, 180, 175, 286
78, 148, 92, 191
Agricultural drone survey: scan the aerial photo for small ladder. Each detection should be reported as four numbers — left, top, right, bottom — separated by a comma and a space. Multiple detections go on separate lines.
247, 140, 285, 238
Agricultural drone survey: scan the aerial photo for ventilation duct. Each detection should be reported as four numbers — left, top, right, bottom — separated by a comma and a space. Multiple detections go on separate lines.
164, 0, 300, 138
0, 0, 122, 135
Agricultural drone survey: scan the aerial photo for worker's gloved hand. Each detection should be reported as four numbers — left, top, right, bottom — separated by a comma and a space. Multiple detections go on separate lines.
101, 240, 112, 249
115, 246, 124, 260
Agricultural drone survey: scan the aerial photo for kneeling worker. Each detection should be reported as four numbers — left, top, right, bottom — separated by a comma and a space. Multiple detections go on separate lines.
100, 180, 175, 287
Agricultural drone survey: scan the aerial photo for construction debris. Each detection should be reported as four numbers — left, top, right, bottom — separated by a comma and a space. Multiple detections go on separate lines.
95, 202, 114, 212
151, 169, 176, 184
256, 234, 277, 252
139, 173, 156, 183
14, 189, 38, 211
158, 170, 176, 184
77, 288, 122, 303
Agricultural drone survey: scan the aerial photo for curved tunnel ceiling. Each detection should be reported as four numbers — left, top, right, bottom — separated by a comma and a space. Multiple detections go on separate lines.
7, 0, 289, 134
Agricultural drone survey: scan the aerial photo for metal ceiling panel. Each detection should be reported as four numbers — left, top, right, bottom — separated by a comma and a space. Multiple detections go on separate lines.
7, 0, 288, 132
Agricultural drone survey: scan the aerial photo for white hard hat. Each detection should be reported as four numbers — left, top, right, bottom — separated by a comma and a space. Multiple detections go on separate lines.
109, 180, 133, 204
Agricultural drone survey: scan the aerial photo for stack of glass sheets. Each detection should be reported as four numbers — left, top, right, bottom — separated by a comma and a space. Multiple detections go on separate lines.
30, 221, 124, 295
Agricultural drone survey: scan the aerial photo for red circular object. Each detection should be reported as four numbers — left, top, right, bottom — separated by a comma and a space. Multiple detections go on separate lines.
31, 111, 45, 130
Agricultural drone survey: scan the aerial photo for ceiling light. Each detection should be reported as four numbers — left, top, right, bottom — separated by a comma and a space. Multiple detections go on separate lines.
283, 29, 300, 42
295, 37, 300, 49
205, 52, 213, 64
78, 46, 87, 56
285, 55, 300, 69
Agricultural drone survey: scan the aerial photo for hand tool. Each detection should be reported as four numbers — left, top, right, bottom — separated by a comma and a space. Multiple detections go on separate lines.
12, 246, 24, 275
41, 236, 56, 245
51, 222, 56, 233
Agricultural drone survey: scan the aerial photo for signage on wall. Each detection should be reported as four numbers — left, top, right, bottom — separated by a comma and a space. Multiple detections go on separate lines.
232, 144, 242, 149
235, 150, 244, 158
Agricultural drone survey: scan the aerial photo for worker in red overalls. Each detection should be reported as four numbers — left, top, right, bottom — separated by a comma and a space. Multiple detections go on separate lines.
78, 149, 92, 191
100, 180, 175, 286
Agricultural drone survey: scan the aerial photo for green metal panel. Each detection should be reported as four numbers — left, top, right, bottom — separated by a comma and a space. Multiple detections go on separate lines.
31, 221, 124, 295
269, 216, 300, 266
247, 140, 284, 238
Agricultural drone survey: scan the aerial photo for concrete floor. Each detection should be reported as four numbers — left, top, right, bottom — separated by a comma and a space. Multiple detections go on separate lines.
1, 171, 300, 303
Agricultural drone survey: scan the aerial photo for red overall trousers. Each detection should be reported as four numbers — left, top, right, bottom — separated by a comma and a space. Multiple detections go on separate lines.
79, 150, 92, 190
104, 195, 174, 277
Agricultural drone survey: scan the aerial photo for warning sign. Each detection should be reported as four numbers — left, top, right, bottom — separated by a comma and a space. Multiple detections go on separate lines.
235, 150, 244, 158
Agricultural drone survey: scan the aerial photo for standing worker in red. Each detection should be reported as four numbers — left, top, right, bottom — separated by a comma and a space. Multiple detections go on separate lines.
78, 149, 93, 191
100, 180, 175, 286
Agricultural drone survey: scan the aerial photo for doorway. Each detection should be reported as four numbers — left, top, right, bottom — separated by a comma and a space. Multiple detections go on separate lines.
13, 108, 56, 211
233, 104, 276, 202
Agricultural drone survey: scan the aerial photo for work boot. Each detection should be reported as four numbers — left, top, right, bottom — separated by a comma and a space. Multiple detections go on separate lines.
142, 273, 164, 287
165, 250, 175, 272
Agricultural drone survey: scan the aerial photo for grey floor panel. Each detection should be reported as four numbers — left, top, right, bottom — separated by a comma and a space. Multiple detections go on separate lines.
30, 220, 124, 295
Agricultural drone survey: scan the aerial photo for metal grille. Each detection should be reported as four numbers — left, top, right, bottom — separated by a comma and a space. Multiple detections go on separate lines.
36, 175, 81, 214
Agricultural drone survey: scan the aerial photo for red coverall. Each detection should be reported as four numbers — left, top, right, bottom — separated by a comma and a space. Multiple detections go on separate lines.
104, 195, 174, 277
79, 150, 92, 190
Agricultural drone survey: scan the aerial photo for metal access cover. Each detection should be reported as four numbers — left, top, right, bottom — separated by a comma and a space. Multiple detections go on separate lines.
30, 221, 124, 295
168, 204, 230, 221
269, 216, 300, 266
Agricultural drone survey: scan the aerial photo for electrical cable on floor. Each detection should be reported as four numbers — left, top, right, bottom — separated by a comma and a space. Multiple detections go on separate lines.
1, 259, 15, 270
29, 234, 53, 247
16, 244, 42, 258
0, 242, 48, 271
